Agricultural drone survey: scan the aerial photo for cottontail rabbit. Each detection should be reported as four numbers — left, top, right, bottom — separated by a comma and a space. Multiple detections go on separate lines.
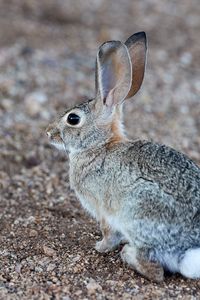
46, 32, 200, 282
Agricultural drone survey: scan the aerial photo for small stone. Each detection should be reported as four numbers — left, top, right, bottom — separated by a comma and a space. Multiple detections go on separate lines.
62, 297, 71, 300
51, 276, 58, 283
25, 216, 36, 225
1, 98, 13, 111
43, 245, 57, 257
72, 255, 80, 263
180, 52, 192, 66
35, 266, 43, 273
0, 171, 10, 189
29, 229, 38, 237
47, 263, 56, 272
25, 154, 40, 168
0, 275, 6, 282
86, 278, 102, 295
46, 181, 53, 195
15, 264, 22, 273
74, 290, 82, 296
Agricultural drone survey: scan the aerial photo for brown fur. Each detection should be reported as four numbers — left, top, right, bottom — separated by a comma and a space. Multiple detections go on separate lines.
135, 259, 164, 282
106, 109, 127, 150
100, 218, 111, 238
46, 123, 62, 143
121, 245, 164, 282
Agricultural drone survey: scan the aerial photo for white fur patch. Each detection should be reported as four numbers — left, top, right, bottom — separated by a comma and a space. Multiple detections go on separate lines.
51, 142, 65, 151
180, 248, 200, 278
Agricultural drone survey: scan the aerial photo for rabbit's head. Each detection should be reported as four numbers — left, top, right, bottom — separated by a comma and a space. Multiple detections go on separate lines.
46, 32, 147, 154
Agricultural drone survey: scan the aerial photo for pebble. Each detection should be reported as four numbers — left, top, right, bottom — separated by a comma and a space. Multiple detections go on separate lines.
47, 263, 56, 272
180, 52, 192, 66
29, 229, 38, 237
1, 98, 14, 111
0, 171, 10, 189
86, 278, 102, 295
15, 264, 22, 273
43, 245, 57, 257
35, 266, 43, 273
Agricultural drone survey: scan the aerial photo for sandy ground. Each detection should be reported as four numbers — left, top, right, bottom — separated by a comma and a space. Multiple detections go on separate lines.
1, 0, 200, 299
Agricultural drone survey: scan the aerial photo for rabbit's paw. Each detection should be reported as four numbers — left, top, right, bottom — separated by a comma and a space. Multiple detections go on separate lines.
139, 260, 164, 283
95, 238, 118, 253
96, 224, 125, 253
121, 244, 164, 282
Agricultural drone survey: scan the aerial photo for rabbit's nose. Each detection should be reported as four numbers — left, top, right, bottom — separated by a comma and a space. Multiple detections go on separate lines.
46, 125, 53, 138
46, 131, 51, 138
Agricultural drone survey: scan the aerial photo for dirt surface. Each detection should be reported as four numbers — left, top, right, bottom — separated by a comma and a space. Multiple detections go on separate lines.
1, 0, 200, 299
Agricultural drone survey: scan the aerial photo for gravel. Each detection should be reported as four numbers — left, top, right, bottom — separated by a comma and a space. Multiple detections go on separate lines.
0, 0, 200, 299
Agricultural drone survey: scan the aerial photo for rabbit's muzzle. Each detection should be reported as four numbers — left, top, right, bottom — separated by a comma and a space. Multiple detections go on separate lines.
46, 123, 63, 144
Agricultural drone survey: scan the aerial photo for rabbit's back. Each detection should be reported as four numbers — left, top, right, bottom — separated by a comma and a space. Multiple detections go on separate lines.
127, 140, 200, 208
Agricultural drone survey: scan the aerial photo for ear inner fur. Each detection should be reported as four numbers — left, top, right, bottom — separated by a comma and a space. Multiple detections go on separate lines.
96, 41, 132, 107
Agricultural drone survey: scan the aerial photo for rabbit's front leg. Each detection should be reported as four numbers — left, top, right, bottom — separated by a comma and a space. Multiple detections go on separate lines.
95, 218, 125, 253
121, 244, 164, 282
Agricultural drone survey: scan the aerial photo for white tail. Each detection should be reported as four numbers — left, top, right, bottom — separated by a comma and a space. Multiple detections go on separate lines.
180, 248, 200, 279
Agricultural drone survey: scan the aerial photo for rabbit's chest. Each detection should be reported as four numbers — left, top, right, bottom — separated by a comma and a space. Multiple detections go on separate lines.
74, 190, 100, 219
69, 152, 122, 219
69, 165, 103, 219
70, 175, 119, 222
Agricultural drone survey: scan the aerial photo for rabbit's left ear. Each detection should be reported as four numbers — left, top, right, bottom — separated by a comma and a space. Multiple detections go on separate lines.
96, 40, 132, 107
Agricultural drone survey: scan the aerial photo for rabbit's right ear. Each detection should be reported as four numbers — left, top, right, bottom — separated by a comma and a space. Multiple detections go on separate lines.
95, 40, 132, 108
124, 32, 147, 99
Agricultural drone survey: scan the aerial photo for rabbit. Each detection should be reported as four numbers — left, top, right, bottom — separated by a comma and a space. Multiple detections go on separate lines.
46, 32, 200, 282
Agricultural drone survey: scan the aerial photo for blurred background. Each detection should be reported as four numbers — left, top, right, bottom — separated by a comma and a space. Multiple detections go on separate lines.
0, 0, 200, 298
1, 0, 200, 159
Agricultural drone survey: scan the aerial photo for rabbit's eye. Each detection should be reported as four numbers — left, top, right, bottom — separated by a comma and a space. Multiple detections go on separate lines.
67, 113, 80, 126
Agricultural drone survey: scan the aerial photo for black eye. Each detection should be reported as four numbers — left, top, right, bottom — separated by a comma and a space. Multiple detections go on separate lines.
67, 113, 80, 126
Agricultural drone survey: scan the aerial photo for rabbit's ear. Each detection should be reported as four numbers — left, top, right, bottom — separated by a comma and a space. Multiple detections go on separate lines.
96, 40, 132, 107
125, 32, 147, 99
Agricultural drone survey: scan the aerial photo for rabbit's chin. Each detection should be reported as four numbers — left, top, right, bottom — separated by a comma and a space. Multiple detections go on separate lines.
50, 141, 65, 151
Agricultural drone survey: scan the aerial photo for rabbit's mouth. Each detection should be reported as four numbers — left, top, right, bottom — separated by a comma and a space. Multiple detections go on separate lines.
46, 126, 65, 151
48, 135, 65, 151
